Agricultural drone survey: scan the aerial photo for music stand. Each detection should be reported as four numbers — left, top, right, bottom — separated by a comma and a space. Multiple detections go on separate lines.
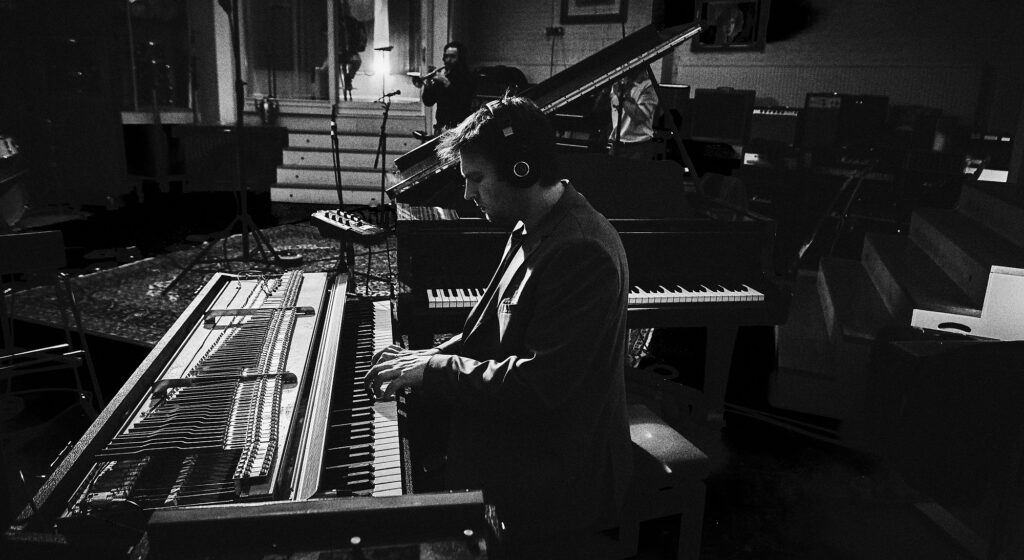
162, 0, 280, 296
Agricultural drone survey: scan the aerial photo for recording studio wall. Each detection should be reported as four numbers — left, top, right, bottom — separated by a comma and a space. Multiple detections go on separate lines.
1, 0, 128, 208
662, 0, 1024, 129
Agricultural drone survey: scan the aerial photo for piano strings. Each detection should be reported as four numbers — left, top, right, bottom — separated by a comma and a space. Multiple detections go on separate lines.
64, 272, 311, 516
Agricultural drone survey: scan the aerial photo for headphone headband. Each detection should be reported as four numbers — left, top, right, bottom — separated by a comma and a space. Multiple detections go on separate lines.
484, 99, 532, 186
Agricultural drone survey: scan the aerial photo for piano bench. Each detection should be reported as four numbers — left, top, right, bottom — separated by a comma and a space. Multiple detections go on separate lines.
603, 403, 711, 560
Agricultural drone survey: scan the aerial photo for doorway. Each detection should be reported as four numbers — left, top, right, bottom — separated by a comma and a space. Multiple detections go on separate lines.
242, 0, 421, 103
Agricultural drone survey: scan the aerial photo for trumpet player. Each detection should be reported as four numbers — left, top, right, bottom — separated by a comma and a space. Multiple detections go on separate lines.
420, 41, 475, 135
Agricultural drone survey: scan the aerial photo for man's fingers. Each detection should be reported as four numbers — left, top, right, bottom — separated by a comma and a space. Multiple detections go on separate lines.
370, 365, 391, 398
365, 359, 394, 393
381, 376, 404, 401
370, 344, 404, 366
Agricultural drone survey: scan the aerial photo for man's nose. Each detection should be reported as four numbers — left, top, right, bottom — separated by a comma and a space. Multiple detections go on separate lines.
463, 182, 475, 201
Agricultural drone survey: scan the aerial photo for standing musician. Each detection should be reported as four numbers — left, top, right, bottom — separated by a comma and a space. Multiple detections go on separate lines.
367, 96, 633, 554
608, 66, 660, 160
420, 41, 475, 135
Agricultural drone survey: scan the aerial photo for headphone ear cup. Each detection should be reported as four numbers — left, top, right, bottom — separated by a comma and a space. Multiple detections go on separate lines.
512, 160, 531, 186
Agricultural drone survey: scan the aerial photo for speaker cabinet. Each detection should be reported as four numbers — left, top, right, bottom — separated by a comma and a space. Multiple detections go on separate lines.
799, 92, 842, 150
838, 94, 888, 148
691, 87, 756, 145
800, 93, 890, 150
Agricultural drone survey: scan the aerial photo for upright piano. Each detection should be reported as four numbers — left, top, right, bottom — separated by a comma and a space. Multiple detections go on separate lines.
388, 21, 789, 428
3, 272, 500, 559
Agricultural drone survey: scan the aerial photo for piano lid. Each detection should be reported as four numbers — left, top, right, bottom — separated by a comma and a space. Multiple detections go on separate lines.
388, 22, 701, 200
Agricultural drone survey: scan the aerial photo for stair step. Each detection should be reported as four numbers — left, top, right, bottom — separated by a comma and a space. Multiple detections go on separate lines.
909, 208, 1024, 303
818, 256, 894, 342
271, 183, 385, 207
278, 115, 424, 135
862, 233, 980, 321
276, 166, 394, 188
956, 181, 1024, 248
282, 149, 400, 169
288, 132, 419, 152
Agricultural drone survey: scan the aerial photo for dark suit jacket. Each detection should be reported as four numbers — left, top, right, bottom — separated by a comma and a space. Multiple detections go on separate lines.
421, 69, 475, 130
421, 183, 633, 537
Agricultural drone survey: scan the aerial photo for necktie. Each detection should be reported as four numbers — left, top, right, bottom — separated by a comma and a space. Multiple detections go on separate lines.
462, 224, 526, 337
493, 225, 526, 283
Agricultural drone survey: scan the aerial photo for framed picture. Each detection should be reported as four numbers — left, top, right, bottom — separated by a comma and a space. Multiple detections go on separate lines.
561, 0, 628, 24
692, 0, 770, 52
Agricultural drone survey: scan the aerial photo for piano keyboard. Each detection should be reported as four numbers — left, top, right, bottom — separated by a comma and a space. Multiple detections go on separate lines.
426, 284, 764, 309
396, 204, 461, 221
319, 299, 403, 497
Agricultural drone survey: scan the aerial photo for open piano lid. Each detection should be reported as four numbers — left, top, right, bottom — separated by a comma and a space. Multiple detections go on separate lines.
388, 22, 701, 200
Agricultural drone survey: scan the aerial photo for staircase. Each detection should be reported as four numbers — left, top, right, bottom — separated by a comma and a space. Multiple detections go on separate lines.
266, 100, 426, 207
771, 180, 1024, 438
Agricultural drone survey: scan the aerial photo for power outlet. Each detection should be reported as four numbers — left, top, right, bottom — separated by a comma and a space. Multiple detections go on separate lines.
545, 26, 564, 37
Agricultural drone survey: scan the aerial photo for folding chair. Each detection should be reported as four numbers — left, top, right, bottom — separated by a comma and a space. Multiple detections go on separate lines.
0, 231, 104, 441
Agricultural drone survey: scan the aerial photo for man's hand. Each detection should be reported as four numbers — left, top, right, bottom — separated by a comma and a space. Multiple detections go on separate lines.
434, 68, 451, 88
365, 352, 435, 400
370, 345, 439, 368
370, 343, 407, 367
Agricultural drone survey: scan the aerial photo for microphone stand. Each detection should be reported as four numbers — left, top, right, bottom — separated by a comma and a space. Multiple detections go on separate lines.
329, 102, 356, 274
612, 81, 626, 157
329, 103, 346, 209
373, 95, 392, 228
163, 0, 279, 296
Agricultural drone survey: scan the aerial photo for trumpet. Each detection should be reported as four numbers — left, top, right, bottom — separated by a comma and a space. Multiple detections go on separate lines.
411, 66, 444, 88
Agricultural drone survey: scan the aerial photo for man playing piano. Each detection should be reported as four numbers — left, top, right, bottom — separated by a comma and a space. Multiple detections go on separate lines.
367, 96, 633, 554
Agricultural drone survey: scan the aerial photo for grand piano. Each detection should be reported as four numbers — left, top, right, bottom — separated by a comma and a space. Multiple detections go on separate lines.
3, 273, 500, 559
389, 22, 790, 429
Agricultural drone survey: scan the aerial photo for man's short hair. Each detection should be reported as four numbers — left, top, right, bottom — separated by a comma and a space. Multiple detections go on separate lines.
436, 95, 559, 187
443, 41, 466, 57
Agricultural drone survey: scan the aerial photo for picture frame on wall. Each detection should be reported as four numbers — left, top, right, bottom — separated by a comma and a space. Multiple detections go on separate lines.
692, 0, 770, 52
560, 0, 628, 24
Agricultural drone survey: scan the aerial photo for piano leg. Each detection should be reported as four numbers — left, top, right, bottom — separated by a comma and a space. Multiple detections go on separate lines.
700, 325, 739, 428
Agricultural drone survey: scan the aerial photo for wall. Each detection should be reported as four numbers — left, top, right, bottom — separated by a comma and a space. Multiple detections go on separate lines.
460, 0, 656, 83
188, 0, 221, 125
672, 0, 1023, 128
459, 0, 1023, 131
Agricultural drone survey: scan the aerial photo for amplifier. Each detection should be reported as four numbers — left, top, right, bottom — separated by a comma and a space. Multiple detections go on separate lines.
691, 88, 756, 145
838, 94, 888, 148
657, 83, 692, 132
799, 92, 842, 149
750, 106, 801, 146
800, 93, 889, 149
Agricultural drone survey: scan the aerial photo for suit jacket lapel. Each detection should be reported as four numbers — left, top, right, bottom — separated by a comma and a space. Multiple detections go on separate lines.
463, 226, 523, 340
462, 183, 583, 342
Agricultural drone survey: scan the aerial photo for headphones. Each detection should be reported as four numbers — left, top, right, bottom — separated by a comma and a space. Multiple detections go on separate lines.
484, 99, 533, 187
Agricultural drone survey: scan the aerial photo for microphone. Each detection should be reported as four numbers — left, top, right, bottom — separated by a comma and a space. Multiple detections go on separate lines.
374, 45, 394, 51
377, 90, 401, 99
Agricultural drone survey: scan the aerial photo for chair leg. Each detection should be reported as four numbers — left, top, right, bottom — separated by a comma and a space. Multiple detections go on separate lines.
55, 274, 104, 408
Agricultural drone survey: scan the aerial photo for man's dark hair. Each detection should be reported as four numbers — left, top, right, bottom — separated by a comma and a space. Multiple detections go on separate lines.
443, 41, 469, 74
436, 95, 559, 187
